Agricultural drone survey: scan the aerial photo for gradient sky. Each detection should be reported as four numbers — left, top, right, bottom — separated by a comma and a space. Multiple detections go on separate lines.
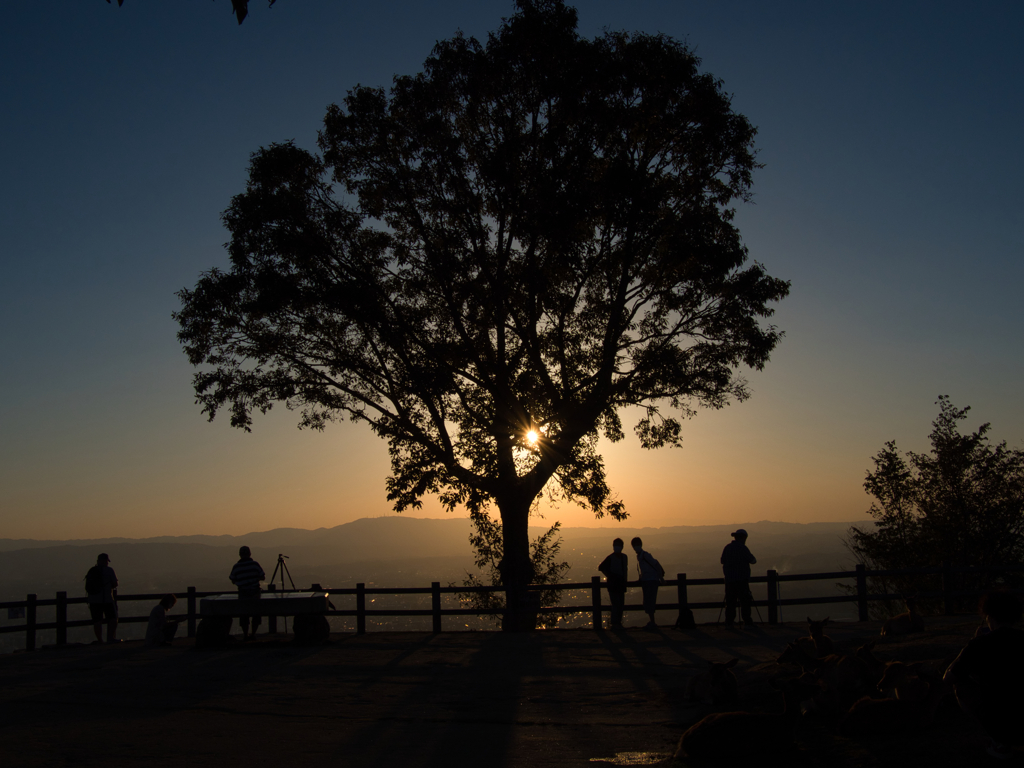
1, 1, 1022, 540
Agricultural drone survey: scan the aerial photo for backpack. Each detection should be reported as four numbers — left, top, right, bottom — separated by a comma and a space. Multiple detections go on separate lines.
85, 565, 104, 596
639, 552, 666, 581
652, 555, 666, 580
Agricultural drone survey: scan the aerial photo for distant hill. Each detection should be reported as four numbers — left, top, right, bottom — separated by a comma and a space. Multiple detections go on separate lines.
0, 517, 476, 600
0, 517, 874, 654
0, 515, 476, 554
0, 517, 867, 603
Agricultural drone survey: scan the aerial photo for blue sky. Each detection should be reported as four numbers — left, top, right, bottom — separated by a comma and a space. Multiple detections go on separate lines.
1, 1, 1021, 539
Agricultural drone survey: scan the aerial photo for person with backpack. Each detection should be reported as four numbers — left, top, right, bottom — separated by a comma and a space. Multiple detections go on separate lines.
631, 537, 665, 628
598, 538, 629, 629
85, 553, 119, 643
721, 528, 757, 628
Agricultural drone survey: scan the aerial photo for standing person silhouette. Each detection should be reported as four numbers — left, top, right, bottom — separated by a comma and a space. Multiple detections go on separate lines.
721, 529, 757, 628
85, 553, 119, 644
598, 538, 629, 629
631, 537, 665, 628
229, 546, 265, 640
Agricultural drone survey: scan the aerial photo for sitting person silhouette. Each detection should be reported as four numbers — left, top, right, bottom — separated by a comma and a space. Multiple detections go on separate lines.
944, 590, 1024, 760
145, 594, 181, 646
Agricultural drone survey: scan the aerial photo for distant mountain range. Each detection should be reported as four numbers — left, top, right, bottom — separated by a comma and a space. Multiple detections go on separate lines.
0, 516, 869, 602
0, 517, 876, 654
0, 515, 866, 554
0, 516, 476, 556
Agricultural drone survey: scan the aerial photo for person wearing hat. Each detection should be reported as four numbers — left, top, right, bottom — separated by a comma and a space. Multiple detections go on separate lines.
85, 553, 119, 643
720, 529, 757, 628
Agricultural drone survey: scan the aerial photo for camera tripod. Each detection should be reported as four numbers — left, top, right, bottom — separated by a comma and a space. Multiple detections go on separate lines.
270, 553, 297, 592
716, 586, 764, 625
268, 554, 297, 633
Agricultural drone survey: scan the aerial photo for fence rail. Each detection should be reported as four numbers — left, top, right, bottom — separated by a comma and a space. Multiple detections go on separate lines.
2, 563, 1021, 652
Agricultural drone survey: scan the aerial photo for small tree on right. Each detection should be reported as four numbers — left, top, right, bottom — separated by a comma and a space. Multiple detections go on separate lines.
848, 396, 1024, 615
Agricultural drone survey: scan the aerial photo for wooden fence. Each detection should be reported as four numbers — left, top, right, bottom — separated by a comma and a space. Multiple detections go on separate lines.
2, 563, 1020, 652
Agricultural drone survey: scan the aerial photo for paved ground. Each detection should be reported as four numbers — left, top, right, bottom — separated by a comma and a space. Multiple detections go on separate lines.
0, 617, 1015, 767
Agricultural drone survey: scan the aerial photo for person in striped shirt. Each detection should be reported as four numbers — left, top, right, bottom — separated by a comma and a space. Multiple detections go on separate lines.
229, 546, 265, 640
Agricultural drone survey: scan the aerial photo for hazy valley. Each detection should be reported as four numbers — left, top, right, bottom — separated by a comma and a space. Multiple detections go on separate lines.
0, 516, 865, 596
1, 516, 869, 649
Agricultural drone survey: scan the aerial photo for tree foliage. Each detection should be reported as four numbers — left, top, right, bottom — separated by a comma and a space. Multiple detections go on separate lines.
848, 396, 1024, 613
105, 0, 274, 25
456, 512, 572, 627
174, 1, 789, 627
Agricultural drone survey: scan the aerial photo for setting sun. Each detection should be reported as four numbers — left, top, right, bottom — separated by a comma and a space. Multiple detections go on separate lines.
526, 430, 539, 445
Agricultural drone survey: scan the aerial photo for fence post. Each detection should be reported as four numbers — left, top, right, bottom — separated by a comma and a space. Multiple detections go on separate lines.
56, 591, 67, 646
941, 560, 952, 615
590, 576, 602, 630
766, 570, 778, 625
856, 564, 868, 622
431, 582, 442, 634
676, 574, 694, 629
186, 589, 197, 638
187, 585, 196, 638
267, 583, 277, 634
26, 594, 37, 652
356, 583, 366, 635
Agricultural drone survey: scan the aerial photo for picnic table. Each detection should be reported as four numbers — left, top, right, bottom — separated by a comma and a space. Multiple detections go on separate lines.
197, 590, 331, 645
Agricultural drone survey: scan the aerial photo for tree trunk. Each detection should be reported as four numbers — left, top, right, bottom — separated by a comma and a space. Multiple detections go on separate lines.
497, 495, 536, 631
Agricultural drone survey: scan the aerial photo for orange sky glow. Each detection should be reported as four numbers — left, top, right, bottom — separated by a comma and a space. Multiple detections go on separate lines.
1, 2, 1022, 541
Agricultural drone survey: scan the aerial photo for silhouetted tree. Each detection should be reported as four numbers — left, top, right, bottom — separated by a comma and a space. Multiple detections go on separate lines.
456, 511, 572, 628
105, 0, 273, 25
849, 396, 1024, 613
174, 0, 789, 629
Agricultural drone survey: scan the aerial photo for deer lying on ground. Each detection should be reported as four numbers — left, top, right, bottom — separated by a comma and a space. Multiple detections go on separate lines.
841, 692, 914, 737
854, 640, 886, 687
676, 675, 822, 761
793, 617, 834, 657
841, 661, 948, 738
878, 661, 937, 703
687, 658, 740, 706
777, 642, 870, 710
881, 598, 925, 636
777, 642, 870, 694
807, 616, 834, 656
